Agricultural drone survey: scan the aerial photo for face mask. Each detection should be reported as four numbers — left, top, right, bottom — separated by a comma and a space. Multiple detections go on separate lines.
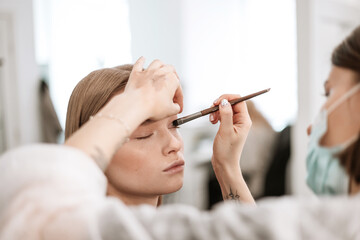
306, 83, 360, 195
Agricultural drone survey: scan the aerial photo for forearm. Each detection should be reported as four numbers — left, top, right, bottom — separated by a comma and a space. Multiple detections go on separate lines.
64, 93, 148, 171
212, 157, 255, 204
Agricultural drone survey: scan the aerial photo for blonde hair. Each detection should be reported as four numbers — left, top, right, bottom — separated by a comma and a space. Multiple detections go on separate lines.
65, 64, 133, 139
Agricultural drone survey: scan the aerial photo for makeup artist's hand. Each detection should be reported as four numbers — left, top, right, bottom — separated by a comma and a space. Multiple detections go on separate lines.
209, 94, 254, 204
210, 94, 252, 170
125, 57, 183, 121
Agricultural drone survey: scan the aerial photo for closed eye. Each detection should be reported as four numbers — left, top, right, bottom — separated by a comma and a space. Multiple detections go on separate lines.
136, 133, 153, 140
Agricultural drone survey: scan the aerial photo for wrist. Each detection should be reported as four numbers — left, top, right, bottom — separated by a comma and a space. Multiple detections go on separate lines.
211, 156, 242, 176
100, 92, 149, 132
211, 160, 254, 204
212, 158, 243, 184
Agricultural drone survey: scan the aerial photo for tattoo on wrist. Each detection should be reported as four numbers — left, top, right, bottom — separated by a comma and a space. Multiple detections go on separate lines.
91, 146, 108, 171
226, 187, 240, 201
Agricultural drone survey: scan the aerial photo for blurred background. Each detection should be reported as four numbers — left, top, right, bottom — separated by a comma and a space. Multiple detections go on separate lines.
0, 0, 359, 209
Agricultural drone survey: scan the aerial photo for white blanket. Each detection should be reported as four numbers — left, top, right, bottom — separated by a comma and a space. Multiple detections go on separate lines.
0, 144, 359, 240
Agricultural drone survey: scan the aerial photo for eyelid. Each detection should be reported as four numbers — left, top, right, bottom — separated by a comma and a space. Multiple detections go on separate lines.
323, 80, 330, 97
135, 133, 153, 140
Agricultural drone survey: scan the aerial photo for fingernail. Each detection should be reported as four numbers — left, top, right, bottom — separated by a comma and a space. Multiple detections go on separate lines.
213, 98, 219, 104
210, 114, 214, 121
221, 99, 229, 107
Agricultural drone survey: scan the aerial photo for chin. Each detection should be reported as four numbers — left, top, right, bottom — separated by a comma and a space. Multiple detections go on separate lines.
162, 180, 184, 194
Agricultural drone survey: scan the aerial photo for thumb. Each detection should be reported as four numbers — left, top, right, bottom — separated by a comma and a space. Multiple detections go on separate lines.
153, 102, 181, 120
169, 102, 181, 116
219, 99, 234, 134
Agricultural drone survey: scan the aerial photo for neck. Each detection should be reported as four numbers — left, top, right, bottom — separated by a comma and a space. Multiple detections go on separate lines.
106, 182, 159, 207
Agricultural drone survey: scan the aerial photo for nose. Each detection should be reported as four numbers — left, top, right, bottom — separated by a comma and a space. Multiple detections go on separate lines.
162, 130, 183, 156
307, 124, 312, 136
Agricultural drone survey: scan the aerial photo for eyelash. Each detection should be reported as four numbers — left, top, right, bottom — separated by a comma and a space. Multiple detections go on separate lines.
136, 133, 153, 140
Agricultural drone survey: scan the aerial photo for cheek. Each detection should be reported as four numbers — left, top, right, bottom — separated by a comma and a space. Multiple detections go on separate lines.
109, 141, 163, 175
111, 146, 148, 172
324, 89, 348, 109
173, 130, 184, 147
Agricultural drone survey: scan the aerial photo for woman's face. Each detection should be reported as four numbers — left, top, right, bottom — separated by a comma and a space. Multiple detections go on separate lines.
105, 115, 184, 199
307, 66, 360, 146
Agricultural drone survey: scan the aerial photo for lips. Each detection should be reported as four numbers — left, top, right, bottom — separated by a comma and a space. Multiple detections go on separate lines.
163, 160, 185, 173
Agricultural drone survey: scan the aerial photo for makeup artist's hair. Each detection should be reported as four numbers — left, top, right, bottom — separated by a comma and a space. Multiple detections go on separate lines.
65, 64, 163, 206
332, 25, 360, 184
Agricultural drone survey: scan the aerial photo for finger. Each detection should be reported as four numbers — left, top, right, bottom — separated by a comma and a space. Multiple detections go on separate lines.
155, 103, 180, 120
174, 69, 180, 81
164, 72, 183, 112
160, 64, 176, 73
209, 112, 219, 124
147, 59, 164, 71
213, 111, 220, 123
215, 94, 241, 105
132, 56, 145, 72
208, 104, 219, 124
173, 86, 184, 113
231, 99, 250, 126
160, 64, 180, 80
216, 94, 247, 123
218, 99, 234, 134
170, 103, 181, 115
212, 95, 228, 123
154, 65, 176, 78
232, 102, 251, 126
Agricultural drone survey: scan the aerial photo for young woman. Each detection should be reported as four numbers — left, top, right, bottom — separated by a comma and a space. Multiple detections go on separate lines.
306, 26, 360, 195
64, 64, 186, 206
64, 59, 254, 206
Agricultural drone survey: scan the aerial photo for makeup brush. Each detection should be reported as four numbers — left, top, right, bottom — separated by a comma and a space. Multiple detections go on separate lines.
172, 88, 270, 127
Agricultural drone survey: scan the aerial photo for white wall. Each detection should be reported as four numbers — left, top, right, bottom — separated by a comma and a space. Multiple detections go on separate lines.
36, 0, 132, 128
128, 0, 182, 72
0, 0, 40, 150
